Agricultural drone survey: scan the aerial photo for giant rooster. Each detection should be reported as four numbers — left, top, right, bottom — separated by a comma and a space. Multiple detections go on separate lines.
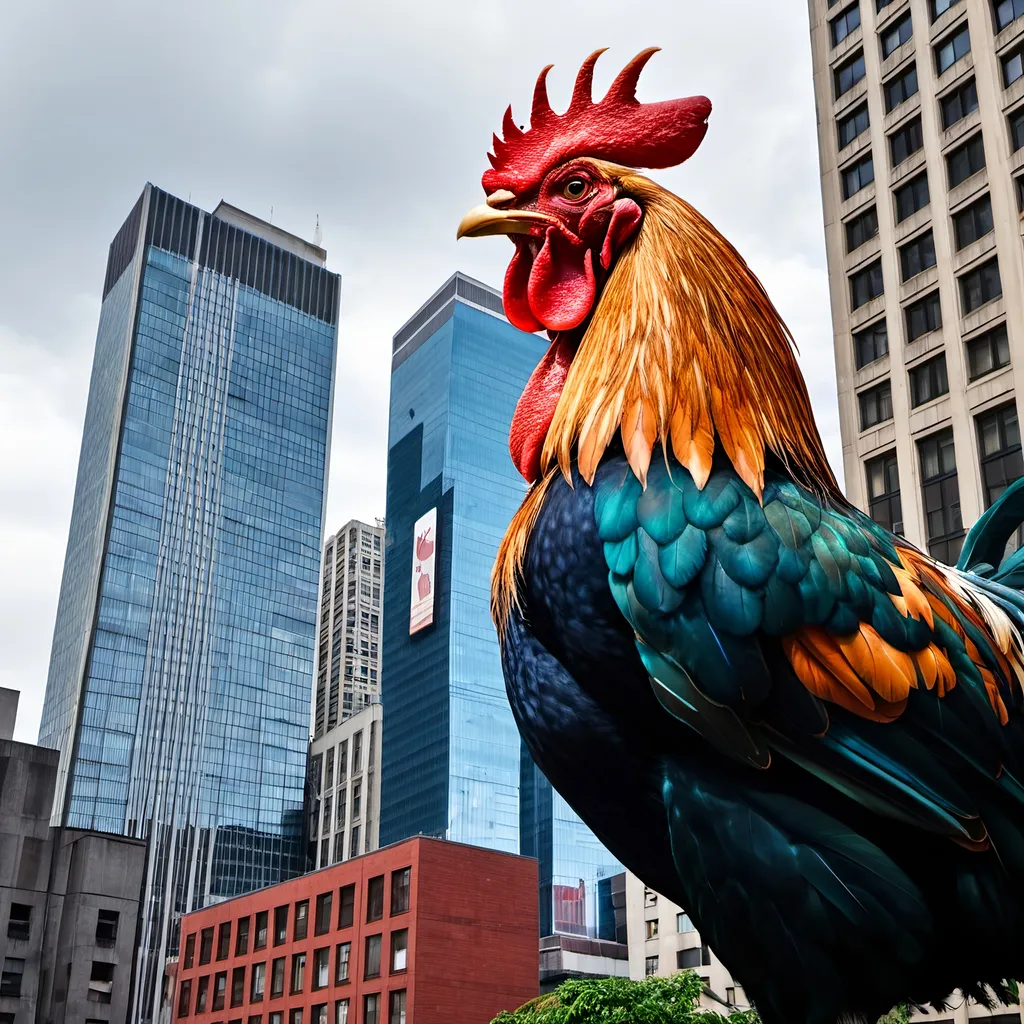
457, 48, 1024, 1024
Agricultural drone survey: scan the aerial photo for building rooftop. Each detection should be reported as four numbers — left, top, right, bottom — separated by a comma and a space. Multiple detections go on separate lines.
212, 200, 327, 267
391, 271, 509, 371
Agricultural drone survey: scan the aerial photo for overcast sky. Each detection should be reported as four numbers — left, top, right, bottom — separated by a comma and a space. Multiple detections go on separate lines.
0, 0, 840, 743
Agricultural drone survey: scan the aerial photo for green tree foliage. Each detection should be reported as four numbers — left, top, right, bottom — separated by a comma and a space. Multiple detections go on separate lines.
490, 972, 761, 1024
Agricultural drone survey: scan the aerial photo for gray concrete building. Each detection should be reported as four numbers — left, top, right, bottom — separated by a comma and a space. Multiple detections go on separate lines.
809, 0, 1024, 560
0, 702, 146, 1024
312, 520, 385, 735
308, 702, 382, 869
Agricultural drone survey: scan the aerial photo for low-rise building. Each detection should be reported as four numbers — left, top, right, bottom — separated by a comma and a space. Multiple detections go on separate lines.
0, 693, 146, 1024
170, 836, 538, 1024
308, 704, 382, 870
621, 872, 745, 1013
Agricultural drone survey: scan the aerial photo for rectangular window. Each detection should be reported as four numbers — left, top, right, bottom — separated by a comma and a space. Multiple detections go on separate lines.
935, 24, 970, 73
854, 319, 889, 368
877, 0, 895, 8
389, 990, 407, 1024
960, 257, 1002, 314
333, 832, 345, 864
338, 884, 355, 928
322, 797, 332, 837
906, 291, 942, 341
249, 1016, 263, 1024
997, 0, 1024, 29
231, 966, 246, 1008
953, 194, 993, 250
645, 955, 660, 977
352, 781, 362, 818
7, 904, 30, 942
678, 947, 702, 969
255, 910, 268, 950
339, 740, 349, 782
967, 323, 1010, 380
831, 3, 862, 45
291, 952, 306, 994
336, 942, 351, 984
274, 905, 288, 946
335, 1000, 350, 1024
271, 958, 285, 999
1011, 108, 1024, 152
859, 380, 893, 429
845, 206, 878, 251
894, 172, 930, 222
676, 912, 695, 933
646, 918, 660, 938
184, 933, 196, 970
367, 876, 385, 921
251, 962, 266, 1002
290, 1010, 304, 1024
313, 947, 330, 990
364, 934, 382, 979
838, 102, 870, 148
212, 971, 227, 1011
178, 978, 192, 1018
391, 867, 411, 915
294, 900, 309, 941
200, 927, 214, 964
909, 354, 949, 406
884, 62, 918, 111
941, 77, 978, 128
842, 152, 875, 199
350, 825, 361, 858
835, 50, 867, 98
947, 132, 985, 188
867, 452, 903, 533
196, 976, 210, 1013
353, 732, 363, 773
325, 747, 335, 789
881, 11, 913, 58
217, 921, 232, 961
315, 892, 333, 936
850, 259, 884, 309
391, 929, 409, 973
978, 403, 1023, 507
899, 229, 936, 281
312, 1006, 328, 1024
931, 0, 962, 17
236, 917, 250, 957
1, 959, 24, 998
890, 115, 923, 166
1004, 46, 1024, 87
364, 994, 381, 1024
919, 429, 964, 562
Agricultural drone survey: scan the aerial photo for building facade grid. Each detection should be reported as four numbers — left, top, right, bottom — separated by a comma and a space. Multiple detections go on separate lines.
810, 0, 1024, 558
313, 521, 384, 736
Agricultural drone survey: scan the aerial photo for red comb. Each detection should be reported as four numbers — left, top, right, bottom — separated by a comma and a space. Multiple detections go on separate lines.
483, 48, 712, 196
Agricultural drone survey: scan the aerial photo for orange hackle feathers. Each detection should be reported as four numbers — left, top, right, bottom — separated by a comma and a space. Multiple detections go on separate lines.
538, 169, 841, 504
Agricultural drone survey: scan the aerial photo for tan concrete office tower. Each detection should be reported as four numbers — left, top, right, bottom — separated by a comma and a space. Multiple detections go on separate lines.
312, 519, 385, 736
808, 0, 1024, 560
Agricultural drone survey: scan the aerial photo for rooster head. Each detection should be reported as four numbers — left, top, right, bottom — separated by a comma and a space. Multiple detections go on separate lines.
457, 48, 711, 335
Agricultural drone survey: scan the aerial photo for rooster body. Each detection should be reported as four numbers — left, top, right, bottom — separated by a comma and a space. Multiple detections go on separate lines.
457, 49, 1024, 1024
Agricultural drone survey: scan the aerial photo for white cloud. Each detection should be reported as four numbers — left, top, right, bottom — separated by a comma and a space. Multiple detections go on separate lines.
0, 0, 837, 742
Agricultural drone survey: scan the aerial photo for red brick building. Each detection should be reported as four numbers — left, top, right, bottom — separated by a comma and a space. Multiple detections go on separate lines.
171, 837, 538, 1024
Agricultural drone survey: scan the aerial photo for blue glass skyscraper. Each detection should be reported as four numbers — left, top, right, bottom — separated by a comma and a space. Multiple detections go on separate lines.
380, 272, 620, 935
38, 185, 338, 1022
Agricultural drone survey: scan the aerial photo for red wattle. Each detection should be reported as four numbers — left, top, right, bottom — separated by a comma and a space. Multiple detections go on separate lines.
527, 227, 595, 332
503, 241, 544, 332
509, 335, 576, 483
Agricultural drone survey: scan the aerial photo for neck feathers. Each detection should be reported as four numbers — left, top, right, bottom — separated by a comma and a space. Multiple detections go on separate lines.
539, 173, 840, 503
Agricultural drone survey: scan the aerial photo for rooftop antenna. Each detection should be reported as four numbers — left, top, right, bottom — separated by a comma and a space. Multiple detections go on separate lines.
269, 205, 274, 225
313, 214, 322, 247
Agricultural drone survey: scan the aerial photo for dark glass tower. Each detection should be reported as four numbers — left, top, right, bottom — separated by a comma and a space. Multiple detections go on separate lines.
37, 185, 339, 1022
379, 273, 621, 927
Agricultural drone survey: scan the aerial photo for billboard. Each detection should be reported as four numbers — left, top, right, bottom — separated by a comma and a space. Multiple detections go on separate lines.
409, 507, 437, 634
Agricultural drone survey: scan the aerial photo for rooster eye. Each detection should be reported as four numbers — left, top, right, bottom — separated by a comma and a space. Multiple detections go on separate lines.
563, 178, 588, 200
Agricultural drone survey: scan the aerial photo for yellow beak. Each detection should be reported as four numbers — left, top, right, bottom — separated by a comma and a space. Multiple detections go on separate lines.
456, 194, 557, 239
